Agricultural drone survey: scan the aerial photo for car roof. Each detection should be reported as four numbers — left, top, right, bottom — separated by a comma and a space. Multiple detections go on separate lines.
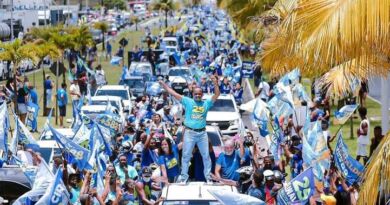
97, 85, 127, 90
170, 66, 190, 70
81, 105, 108, 111
91, 96, 122, 101
161, 182, 237, 201
130, 62, 152, 66
162, 37, 177, 41
37, 140, 61, 148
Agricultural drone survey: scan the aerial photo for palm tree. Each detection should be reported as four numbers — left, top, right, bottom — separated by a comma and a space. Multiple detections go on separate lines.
93, 22, 109, 51
130, 16, 140, 31
0, 40, 39, 112
151, 0, 177, 28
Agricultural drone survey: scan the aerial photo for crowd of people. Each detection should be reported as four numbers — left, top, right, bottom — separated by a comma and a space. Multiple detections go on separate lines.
0, 6, 386, 205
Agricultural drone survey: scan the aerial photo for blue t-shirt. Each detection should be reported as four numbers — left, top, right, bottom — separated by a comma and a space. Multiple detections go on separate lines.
158, 145, 180, 178
29, 89, 38, 104
57, 88, 68, 107
216, 150, 241, 181
220, 84, 231, 94
181, 96, 213, 129
141, 148, 158, 168
233, 88, 243, 104
44, 80, 52, 89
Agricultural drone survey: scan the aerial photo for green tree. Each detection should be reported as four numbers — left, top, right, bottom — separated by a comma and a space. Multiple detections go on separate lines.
0, 40, 39, 112
103, 0, 126, 10
93, 22, 109, 51
130, 16, 141, 31
151, 0, 177, 28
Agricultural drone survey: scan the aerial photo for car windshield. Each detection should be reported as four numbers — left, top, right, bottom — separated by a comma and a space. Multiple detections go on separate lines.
122, 79, 144, 88
207, 131, 222, 146
169, 69, 189, 76
95, 90, 129, 100
82, 110, 106, 115
209, 99, 235, 112
91, 100, 120, 110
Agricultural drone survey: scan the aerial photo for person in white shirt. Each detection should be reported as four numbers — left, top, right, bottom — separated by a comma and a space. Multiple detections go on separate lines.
95, 64, 106, 86
356, 107, 370, 165
16, 146, 33, 166
70, 80, 81, 119
256, 80, 270, 102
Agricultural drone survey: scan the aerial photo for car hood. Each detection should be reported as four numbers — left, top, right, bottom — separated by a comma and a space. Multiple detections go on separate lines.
206, 112, 239, 121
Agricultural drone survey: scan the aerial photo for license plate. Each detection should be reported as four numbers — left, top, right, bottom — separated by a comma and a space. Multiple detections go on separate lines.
174, 86, 182, 89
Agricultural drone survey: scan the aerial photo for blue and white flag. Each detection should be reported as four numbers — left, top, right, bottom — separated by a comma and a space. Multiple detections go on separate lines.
146, 82, 162, 96
251, 98, 269, 137
0, 103, 9, 160
71, 122, 91, 149
277, 168, 316, 205
334, 133, 364, 185
36, 169, 70, 205
334, 104, 359, 125
26, 102, 39, 131
208, 189, 265, 205
77, 56, 95, 75
49, 126, 90, 169
89, 124, 112, 157
279, 68, 300, 86
15, 115, 40, 151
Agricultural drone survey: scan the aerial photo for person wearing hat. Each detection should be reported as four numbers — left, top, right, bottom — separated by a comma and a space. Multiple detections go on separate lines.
159, 74, 220, 183
263, 169, 277, 204
44, 74, 54, 108
135, 167, 163, 205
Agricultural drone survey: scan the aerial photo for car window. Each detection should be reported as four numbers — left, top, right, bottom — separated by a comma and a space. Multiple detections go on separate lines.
168, 69, 190, 76
91, 100, 120, 110
209, 99, 235, 112
207, 131, 222, 146
95, 90, 129, 100
123, 79, 144, 88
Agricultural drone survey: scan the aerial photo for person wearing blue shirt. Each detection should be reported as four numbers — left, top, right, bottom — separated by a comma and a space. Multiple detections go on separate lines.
28, 85, 39, 132
233, 83, 244, 105
57, 83, 68, 128
281, 143, 303, 178
159, 75, 220, 183
141, 132, 159, 168
106, 41, 112, 60
215, 139, 245, 182
158, 138, 182, 183
220, 77, 232, 94
44, 74, 53, 108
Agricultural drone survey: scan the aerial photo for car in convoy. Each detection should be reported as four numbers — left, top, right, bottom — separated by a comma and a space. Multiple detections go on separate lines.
39, 128, 74, 141
90, 28, 103, 43
94, 85, 133, 112
159, 182, 238, 205
168, 66, 192, 94
204, 94, 242, 136
129, 62, 153, 81
81, 104, 124, 133
90, 96, 127, 123
0, 166, 33, 204
119, 76, 145, 98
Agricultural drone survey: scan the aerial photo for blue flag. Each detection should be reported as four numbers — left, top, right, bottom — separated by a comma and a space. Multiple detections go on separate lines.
145, 82, 162, 96
277, 168, 316, 205
334, 133, 364, 185
110, 56, 122, 65
15, 115, 40, 151
49, 126, 90, 169
334, 104, 359, 125
36, 169, 70, 205
89, 124, 113, 157
0, 103, 9, 160
26, 102, 39, 131
279, 68, 300, 86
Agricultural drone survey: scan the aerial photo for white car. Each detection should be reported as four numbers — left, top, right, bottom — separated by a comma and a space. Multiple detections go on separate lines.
204, 94, 242, 136
90, 96, 127, 126
36, 140, 62, 169
162, 37, 179, 48
81, 104, 124, 133
129, 62, 153, 80
39, 128, 74, 141
168, 66, 191, 94
160, 182, 238, 204
95, 85, 133, 112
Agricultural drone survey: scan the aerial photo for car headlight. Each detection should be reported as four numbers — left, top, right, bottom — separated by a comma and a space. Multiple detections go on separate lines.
230, 119, 240, 126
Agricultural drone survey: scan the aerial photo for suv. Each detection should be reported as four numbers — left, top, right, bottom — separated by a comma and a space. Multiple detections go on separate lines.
160, 182, 238, 204
129, 62, 153, 80
95, 85, 133, 112
90, 96, 127, 124
119, 76, 145, 98
168, 66, 191, 94
204, 94, 242, 136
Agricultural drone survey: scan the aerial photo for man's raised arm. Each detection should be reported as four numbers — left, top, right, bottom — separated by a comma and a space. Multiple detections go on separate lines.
159, 80, 182, 101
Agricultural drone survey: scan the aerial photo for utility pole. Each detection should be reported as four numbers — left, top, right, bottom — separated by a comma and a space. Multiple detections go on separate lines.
10, 0, 13, 41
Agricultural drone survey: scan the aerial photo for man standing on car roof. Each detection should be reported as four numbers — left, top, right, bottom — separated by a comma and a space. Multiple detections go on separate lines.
159, 74, 220, 183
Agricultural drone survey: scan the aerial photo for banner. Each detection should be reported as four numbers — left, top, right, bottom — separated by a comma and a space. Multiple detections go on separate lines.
241, 61, 255, 78
277, 168, 315, 205
96, 114, 122, 136
16, 116, 40, 151
49, 126, 90, 170
36, 169, 69, 205
334, 133, 364, 185
334, 104, 359, 125
26, 102, 39, 131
